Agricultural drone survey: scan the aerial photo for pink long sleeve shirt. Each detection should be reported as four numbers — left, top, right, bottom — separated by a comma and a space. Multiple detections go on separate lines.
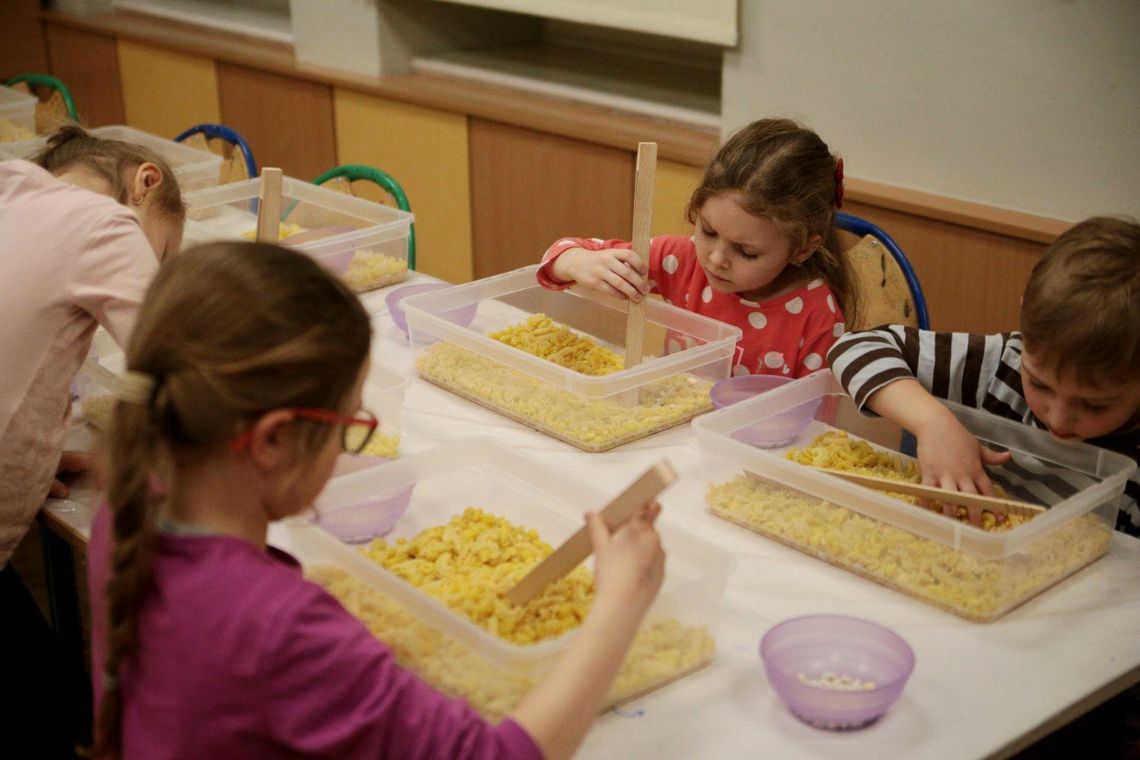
538, 235, 845, 378
88, 507, 544, 759
0, 160, 157, 567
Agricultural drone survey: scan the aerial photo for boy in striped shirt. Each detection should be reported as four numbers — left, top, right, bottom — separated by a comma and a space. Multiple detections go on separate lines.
828, 217, 1140, 535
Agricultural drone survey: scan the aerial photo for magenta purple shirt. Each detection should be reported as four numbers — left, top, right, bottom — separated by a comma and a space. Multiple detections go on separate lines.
88, 507, 543, 759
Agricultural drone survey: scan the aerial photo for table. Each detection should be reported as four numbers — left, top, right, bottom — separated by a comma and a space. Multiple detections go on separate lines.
42, 275, 1140, 760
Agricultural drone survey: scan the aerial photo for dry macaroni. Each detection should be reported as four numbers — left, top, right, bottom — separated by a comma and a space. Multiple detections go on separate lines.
308, 507, 714, 717
415, 316, 713, 451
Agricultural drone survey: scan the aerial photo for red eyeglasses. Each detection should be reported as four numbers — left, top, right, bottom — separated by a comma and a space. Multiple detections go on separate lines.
229, 407, 379, 454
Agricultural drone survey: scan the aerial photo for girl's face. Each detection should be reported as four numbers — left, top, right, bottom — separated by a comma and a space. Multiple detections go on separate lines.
1021, 350, 1140, 442
126, 163, 183, 261
694, 192, 818, 301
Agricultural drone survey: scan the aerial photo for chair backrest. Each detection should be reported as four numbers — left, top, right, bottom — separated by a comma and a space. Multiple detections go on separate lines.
313, 164, 416, 271
6, 73, 78, 133
837, 212, 930, 330
174, 123, 257, 184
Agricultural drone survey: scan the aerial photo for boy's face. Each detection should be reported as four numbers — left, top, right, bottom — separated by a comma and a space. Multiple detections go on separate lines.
1021, 350, 1140, 442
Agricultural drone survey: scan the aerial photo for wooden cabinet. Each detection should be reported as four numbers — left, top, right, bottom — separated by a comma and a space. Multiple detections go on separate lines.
117, 42, 220, 139
0, 0, 49, 76
469, 118, 635, 278
45, 25, 124, 127
334, 90, 474, 283
217, 63, 335, 180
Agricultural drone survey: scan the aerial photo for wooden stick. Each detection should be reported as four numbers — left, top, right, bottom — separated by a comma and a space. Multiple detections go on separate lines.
620, 143, 657, 406
504, 460, 678, 606
255, 167, 283, 243
815, 468, 1044, 518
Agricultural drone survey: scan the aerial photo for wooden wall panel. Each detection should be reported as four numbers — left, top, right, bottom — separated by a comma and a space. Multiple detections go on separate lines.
334, 90, 473, 283
469, 119, 634, 278
118, 41, 219, 139
843, 200, 1046, 335
652, 159, 702, 237
45, 24, 123, 127
0, 0, 49, 76
217, 63, 335, 180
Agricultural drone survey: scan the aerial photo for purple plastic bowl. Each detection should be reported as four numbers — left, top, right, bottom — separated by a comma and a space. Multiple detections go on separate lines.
711, 375, 822, 448
760, 614, 915, 730
312, 483, 414, 544
386, 283, 477, 341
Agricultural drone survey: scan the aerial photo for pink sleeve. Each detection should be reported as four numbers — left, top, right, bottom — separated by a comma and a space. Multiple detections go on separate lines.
263, 585, 544, 760
535, 237, 632, 290
67, 211, 157, 347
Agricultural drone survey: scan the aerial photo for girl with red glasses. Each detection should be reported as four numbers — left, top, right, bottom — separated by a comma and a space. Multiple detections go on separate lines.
87, 241, 665, 760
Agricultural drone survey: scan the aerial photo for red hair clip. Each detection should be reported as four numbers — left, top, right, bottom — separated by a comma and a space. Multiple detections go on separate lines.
833, 158, 845, 209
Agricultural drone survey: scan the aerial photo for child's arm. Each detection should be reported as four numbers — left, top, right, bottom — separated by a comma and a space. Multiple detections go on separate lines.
828, 326, 1015, 521
509, 504, 664, 760
537, 238, 650, 302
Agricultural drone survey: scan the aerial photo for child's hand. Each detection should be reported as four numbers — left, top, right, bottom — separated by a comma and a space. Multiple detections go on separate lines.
586, 502, 665, 616
551, 247, 651, 302
49, 450, 91, 498
915, 419, 1012, 525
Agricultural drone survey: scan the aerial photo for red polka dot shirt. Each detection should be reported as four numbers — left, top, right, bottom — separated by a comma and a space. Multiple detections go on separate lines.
538, 235, 846, 378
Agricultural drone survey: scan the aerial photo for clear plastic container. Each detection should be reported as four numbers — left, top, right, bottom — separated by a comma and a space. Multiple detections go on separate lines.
0, 86, 36, 144
693, 371, 1133, 622
403, 266, 742, 451
272, 438, 732, 718
181, 175, 414, 292
0, 125, 223, 190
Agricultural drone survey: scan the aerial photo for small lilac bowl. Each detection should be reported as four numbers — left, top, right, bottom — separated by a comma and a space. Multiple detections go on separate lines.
386, 283, 477, 340
711, 375, 821, 448
760, 615, 915, 730
312, 458, 414, 543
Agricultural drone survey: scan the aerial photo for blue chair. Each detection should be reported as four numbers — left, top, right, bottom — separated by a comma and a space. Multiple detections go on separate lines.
837, 211, 930, 330
174, 123, 257, 182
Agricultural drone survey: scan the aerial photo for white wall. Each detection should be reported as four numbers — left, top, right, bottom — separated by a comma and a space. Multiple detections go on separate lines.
722, 1, 1140, 222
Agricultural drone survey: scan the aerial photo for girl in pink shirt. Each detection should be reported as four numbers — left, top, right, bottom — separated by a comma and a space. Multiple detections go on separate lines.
538, 118, 858, 378
0, 126, 184, 758
89, 241, 666, 759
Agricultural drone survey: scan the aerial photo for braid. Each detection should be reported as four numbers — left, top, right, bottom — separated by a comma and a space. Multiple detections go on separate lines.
92, 394, 164, 758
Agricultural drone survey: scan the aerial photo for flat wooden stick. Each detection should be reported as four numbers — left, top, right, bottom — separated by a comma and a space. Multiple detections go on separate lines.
504, 460, 677, 606
255, 167, 283, 243
623, 142, 657, 372
816, 468, 1044, 518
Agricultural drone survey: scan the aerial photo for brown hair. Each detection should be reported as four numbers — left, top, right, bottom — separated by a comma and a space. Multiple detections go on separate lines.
1021, 216, 1140, 385
92, 242, 371, 757
686, 118, 858, 323
31, 124, 185, 225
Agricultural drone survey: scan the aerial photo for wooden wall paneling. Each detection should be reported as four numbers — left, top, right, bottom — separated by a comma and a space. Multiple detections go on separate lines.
843, 200, 1046, 335
0, 0, 49, 76
44, 24, 124, 127
469, 119, 634, 279
334, 90, 473, 283
652, 159, 703, 237
216, 63, 335, 180
117, 41, 219, 138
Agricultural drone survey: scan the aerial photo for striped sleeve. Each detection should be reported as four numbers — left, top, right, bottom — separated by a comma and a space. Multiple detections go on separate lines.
827, 325, 1022, 414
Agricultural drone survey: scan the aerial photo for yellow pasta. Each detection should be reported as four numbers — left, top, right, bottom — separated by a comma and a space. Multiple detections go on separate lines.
489, 314, 624, 376
240, 222, 304, 241
363, 508, 591, 644
706, 472, 1110, 621
308, 507, 714, 717
416, 317, 713, 451
342, 249, 408, 293
787, 431, 1028, 530
0, 119, 34, 142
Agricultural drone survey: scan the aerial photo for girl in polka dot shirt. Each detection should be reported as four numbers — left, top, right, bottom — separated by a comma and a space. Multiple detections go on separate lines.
537, 118, 858, 378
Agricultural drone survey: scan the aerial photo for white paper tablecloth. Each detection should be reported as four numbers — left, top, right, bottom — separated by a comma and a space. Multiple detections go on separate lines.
47, 275, 1140, 760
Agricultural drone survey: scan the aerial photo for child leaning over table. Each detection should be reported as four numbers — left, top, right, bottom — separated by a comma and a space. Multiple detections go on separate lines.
537, 118, 858, 378
827, 216, 1140, 534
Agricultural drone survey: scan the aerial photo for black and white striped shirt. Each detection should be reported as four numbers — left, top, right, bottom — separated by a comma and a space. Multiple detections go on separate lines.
828, 326, 1140, 535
